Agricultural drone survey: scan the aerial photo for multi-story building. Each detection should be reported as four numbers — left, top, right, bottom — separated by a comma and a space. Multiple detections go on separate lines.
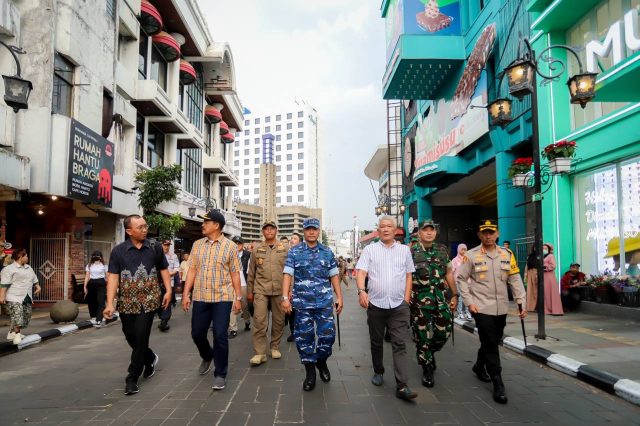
0, 0, 242, 302
231, 100, 322, 209
235, 202, 322, 243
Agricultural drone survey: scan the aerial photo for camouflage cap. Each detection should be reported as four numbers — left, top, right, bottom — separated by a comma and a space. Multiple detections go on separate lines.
419, 219, 437, 229
303, 218, 320, 229
261, 220, 278, 229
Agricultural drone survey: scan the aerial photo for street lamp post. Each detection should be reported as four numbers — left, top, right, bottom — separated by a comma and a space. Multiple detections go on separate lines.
0, 40, 33, 113
487, 38, 597, 339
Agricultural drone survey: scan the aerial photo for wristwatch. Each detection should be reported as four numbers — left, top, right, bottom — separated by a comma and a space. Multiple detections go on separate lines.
236, 296, 243, 301
357, 288, 366, 295
280, 296, 289, 302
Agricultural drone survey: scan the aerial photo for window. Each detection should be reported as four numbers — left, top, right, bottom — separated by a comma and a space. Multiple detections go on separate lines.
101, 90, 113, 138
138, 33, 149, 79
276, 125, 281, 131
146, 123, 165, 168
265, 126, 271, 132
204, 122, 212, 156
254, 188, 259, 194
276, 146, 282, 152
298, 133, 304, 139
287, 134, 292, 140
234, 160, 239, 166
254, 158, 259, 164
298, 184, 304, 190
244, 119, 250, 126
244, 179, 249, 185
276, 176, 281, 182
298, 153, 304, 159
135, 114, 145, 162
244, 189, 249, 195
286, 164, 292, 171
254, 148, 260, 154
254, 178, 259, 184
234, 150, 239, 156
181, 149, 202, 196
184, 65, 204, 130
287, 113, 292, 119
254, 167, 259, 173
255, 138, 260, 144
244, 149, 250, 155
286, 143, 292, 150
276, 114, 281, 121
265, 116, 271, 123
287, 154, 292, 160
52, 53, 74, 116
298, 121, 303, 128
287, 185, 292, 191
277, 197, 281, 203
298, 173, 304, 179
150, 44, 168, 91
255, 118, 260, 124
286, 175, 292, 182
298, 141, 304, 148
287, 123, 292, 130
235, 141, 239, 147
298, 111, 303, 118
244, 130, 250, 135
244, 159, 249, 165
244, 139, 250, 146
255, 128, 261, 134
276, 155, 281, 162
298, 163, 304, 170
287, 196, 292, 202
106, 0, 116, 20
298, 195, 304, 202
276, 135, 281, 141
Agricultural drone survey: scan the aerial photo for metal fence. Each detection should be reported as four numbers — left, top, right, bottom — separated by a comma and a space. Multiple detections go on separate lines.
30, 233, 69, 302
513, 235, 535, 274
83, 240, 114, 266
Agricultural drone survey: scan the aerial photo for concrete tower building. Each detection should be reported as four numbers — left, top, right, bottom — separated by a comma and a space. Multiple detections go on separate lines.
260, 133, 277, 222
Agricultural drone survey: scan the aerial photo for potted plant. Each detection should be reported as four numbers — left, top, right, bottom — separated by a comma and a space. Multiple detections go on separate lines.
508, 157, 533, 187
542, 140, 577, 174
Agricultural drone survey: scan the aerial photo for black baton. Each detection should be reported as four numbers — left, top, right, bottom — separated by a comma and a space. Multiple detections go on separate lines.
335, 303, 341, 349
518, 303, 527, 347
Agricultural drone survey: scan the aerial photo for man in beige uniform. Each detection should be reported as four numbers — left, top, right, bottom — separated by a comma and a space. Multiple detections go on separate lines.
247, 220, 289, 365
456, 219, 526, 405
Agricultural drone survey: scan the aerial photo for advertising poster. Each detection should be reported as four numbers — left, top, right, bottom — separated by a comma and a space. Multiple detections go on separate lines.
404, 0, 461, 36
67, 119, 114, 207
385, 0, 404, 62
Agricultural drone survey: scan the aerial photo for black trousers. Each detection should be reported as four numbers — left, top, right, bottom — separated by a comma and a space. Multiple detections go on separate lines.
285, 309, 296, 334
473, 313, 507, 376
86, 279, 106, 322
120, 311, 156, 379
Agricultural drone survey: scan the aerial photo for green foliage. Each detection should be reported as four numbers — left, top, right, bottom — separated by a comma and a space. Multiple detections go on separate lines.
134, 165, 184, 239
322, 230, 329, 245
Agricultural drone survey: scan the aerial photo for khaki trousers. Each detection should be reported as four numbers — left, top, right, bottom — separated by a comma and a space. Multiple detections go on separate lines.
228, 287, 251, 332
252, 293, 285, 355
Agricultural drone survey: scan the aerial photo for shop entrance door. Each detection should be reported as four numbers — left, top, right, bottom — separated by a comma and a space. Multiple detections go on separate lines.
30, 233, 69, 302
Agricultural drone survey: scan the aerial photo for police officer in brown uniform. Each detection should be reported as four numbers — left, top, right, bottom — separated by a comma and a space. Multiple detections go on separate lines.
247, 220, 289, 365
456, 219, 526, 404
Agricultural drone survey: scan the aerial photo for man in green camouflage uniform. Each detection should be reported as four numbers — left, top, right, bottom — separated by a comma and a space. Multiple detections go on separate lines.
410, 220, 458, 388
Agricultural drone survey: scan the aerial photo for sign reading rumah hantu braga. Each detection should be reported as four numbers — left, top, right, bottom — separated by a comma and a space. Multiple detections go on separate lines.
67, 119, 114, 208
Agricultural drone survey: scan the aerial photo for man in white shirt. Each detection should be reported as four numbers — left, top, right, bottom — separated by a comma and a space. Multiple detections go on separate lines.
356, 216, 417, 401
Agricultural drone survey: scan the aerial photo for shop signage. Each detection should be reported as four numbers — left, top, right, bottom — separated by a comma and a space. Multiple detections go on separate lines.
586, 8, 640, 73
67, 119, 114, 208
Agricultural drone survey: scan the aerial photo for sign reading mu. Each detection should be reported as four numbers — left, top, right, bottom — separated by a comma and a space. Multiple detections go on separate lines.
586, 8, 640, 73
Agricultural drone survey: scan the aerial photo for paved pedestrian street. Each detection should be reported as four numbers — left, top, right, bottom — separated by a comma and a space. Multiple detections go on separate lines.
1, 292, 639, 426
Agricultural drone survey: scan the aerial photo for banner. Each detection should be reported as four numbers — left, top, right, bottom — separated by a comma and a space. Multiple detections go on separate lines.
67, 119, 114, 207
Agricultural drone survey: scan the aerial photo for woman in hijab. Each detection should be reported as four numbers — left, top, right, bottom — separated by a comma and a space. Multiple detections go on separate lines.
543, 243, 563, 315
525, 247, 538, 312
451, 243, 472, 320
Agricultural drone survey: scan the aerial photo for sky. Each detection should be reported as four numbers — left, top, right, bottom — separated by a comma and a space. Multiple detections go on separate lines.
198, 0, 388, 233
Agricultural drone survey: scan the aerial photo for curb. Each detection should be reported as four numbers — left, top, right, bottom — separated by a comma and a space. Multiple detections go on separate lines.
454, 318, 640, 407
0, 314, 120, 357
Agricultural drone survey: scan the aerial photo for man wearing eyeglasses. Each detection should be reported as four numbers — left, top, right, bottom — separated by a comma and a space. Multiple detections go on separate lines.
104, 215, 172, 396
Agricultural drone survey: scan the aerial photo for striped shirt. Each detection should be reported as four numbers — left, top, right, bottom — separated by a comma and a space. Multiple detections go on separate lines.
356, 241, 415, 309
190, 235, 241, 302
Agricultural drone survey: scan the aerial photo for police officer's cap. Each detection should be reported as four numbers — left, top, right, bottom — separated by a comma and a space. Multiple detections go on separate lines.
419, 219, 437, 230
198, 209, 226, 228
303, 218, 320, 229
232, 236, 244, 244
262, 220, 278, 229
479, 219, 498, 232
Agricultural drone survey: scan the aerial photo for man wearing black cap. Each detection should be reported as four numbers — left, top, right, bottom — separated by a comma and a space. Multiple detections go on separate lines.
456, 219, 526, 404
560, 262, 586, 311
182, 209, 242, 391
247, 220, 288, 365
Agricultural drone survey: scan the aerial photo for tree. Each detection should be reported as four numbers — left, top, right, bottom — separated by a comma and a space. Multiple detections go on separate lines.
322, 230, 329, 245
134, 164, 185, 240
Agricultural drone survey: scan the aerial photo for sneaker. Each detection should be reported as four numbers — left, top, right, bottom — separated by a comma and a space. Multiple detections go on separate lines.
212, 376, 226, 390
371, 373, 384, 386
244, 322, 251, 331
6, 331, 15, 341
198, 359, 213, 375
124, 377, 139, 395
271, 349, 282, 359
90, 317, 97, 325
143, 353, 159, 379
250, 354, 267, 365
12, 333, 24, 345
228, 330, 238, 339
467, 313, 473, 320
396, 387, 417, 401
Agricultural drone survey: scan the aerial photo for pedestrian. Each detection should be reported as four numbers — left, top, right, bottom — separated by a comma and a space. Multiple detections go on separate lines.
346, 258, 355, 278
103, 215, 172, 395
181, 209, 242, 390
281, 217, 343, 391
560, 262, 586, 311
0, 249, 41, 345
158, 239, 179, 332
409, 220, 458, 388
247, 220, 288, 365
290, 233, 301, 247
525, 247, 538, 312
83, 250, 108, 328
456, 219, 526, 404
355, 216, 418, 401
178, 252, 190, 294
228, 236, 251, 337
338, 256, 350, 288
543, 243, 563, 315
451, 243, 472, 320
280, 236, 289, 245
284, 233, 302, 342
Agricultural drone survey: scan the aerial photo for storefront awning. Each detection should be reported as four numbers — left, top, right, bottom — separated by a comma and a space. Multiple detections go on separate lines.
140, 0, 163, 35
219, 121, 230, 135
152, 31, 181, 62
205, 105, 222, 123
179, 59, 196, 85
221, 132, 234, 144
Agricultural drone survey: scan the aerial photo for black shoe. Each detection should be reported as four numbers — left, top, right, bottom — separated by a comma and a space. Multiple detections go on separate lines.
287, 334, 294, 342
199, 359, 213, 375
124, 377, 139, 395
303, 363, 316, 391
421, 364, 434, 388
143, 353, 159, 379
472, 364, 491, 383
244, 322, 251, 331
159, 320, 170, 332
316, 358, 331, 382
395, 387, 417, 401
491, 375, 508, 404
229, 330, 238, 339
384, 329, 391, 342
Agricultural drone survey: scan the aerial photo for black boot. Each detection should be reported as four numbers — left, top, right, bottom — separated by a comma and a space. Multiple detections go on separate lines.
472, 363, 491, 382
159, 320, 170, 332
303, 363, 316, 391
491, 375, 508, 404
316, 358, 331, 382
421, 363, 434, 388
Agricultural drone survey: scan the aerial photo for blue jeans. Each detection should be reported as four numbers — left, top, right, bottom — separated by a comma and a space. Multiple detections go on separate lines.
191, 301, 232, 378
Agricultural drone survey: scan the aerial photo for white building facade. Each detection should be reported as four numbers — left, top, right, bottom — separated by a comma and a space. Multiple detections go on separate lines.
231, 100, 321, 210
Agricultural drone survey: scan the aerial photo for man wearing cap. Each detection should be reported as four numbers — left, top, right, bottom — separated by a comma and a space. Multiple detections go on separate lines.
247, 220, 289, 365
560, 263, 586, 311
409, 219, 458, 388
281, 217, 343, 392
456, 219, 526, 404
158, 239, 180, 332
228, 236, 251, 337
182, 210, 242, 391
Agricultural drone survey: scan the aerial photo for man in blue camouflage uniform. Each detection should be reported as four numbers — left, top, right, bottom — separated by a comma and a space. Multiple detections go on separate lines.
281, 218, 343, 391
